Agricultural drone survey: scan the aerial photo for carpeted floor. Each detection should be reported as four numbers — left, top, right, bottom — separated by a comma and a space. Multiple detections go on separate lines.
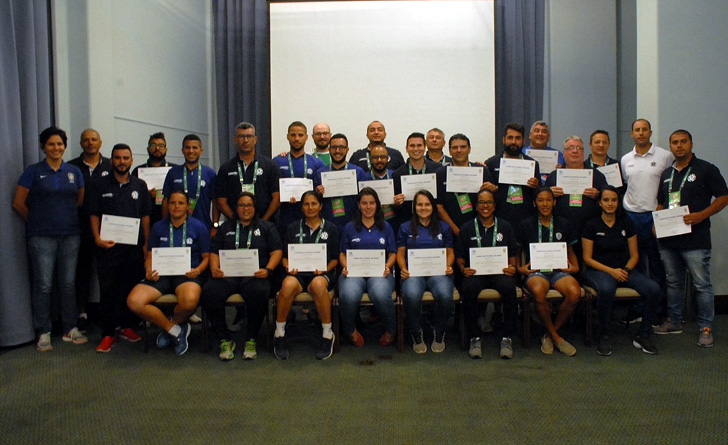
2, 310, 726, 444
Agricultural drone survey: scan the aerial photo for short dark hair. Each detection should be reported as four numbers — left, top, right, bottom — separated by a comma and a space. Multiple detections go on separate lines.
631, 118, 651, 131
448, 133, 470, 148
534, 186, 554, 202
39, 126, 67, 148
148, 132, 166, 145
182, 134, 201, 145
406, 132, 425, 145
168, 189, 190, 203
504, 122, 525, 137
669, 129, 693, 142
111, 143, 132, 156
477, 188, 496, 203
235, 191, 259, 224
590, 130, 610, 143
288, 121, 307, 133
300, 190, 324, 207
330, 133, 348, 145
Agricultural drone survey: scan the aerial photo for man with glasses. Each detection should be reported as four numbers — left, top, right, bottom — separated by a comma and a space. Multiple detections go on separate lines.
311, 123, 332, 165
132, 132, 177, 226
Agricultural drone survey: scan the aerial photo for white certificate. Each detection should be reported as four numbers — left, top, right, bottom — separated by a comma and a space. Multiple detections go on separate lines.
652, 206, 692, 239
288, 243, 327, 272
100, 214, 140, 245
596, 163, 623, 187
407, 248, 447, 277
525, 149, 559, 174
498, 158, 536, 185
137, 166, 172, 190
556, 169, 593, 194
469, 247, 508, 276
529, 242, 568, 270
400, 173, 438, 200
320, 169, 359, 197
446, 166, 483, 193
152, 247, 191, 276
346, 249, 386, 278
279, 178, 313, 202
358, 179, 395, 205
219, 249, 259, 277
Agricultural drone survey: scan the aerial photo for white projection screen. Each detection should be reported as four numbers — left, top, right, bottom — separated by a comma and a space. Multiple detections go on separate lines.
270, 1, 495, 161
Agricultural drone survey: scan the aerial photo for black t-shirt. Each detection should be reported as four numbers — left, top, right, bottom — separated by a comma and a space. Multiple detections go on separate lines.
484, 153, 540, 228
392, 159, 442, 228
582, 216, 635, 269
656, 155, 728, 250
349, 146, 406, 172
215, 153, 280, 220
87, 175, 152, 246
69, 155, 113, 236
517, 215, 577, 263
284, 219, 340, 264
455, 217, 518, 265
131, 159, 177, 227
435, 163, 495, 232
584, 155, 627, 196
211, 218, 282, 269
544, 168, 608, 239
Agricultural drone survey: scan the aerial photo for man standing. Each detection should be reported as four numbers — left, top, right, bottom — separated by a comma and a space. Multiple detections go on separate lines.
425, 128, 452, 165
311, 123, 332, 165
522, 121, 564, 184
215, 122, 280, 223
653, 130, 728, 348
162, 134, 219, 231
349, 121, 406, 172
132, 132, 176, 226
87, 144, 151, 352
392, 132, 441, 228
68, 129, 113, 329
584, 130, 625, 196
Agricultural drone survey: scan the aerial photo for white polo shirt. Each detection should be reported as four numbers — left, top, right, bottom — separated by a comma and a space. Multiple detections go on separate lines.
620, 144, 673, 212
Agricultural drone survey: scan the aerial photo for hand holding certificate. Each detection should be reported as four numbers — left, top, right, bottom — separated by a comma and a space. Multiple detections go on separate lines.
469, 247, 508, 275
556, 169, 593, 195
320, 169, 359, 197
407, 248, 447, 277
137, 166, 172, 191
346, 249, 386, 277
219, 249, 259, 277
446, 166, 483, 193
529, 242, 567, 270
288, 244, 327, 273
359, 179, 394, 205
152, 247, 191, 276
279, 178, 313, 202
652, 206, 691, 238
499, 158, 536, 185
400, 173, 438, 200
100, 214, 140, 245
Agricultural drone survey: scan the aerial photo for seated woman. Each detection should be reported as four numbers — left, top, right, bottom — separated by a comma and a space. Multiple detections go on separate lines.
202, 191, 282, 361
456, 189, 519, 359
127, 190, 210, 356
275, 190, 340, 361
397, 190, 454, 354
582, 185, 660, 356
338, 187, 397, 347
517, 186, 580, 356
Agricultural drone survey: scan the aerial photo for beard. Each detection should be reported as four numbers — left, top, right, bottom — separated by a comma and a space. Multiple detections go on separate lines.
504, 143, 521, 157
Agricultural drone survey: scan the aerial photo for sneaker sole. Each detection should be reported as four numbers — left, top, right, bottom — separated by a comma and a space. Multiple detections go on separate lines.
597, 349, 612, 356
175, 324, 191, 356
36, 345, 53, 352
63, 337, 89, 344
500, 351, 513, 359
119, 335, 142, 343
698, 342, 714, 348
653, 329, 683, 335
96, 346, 113, 353
243, 353, 257, 359
632, 340, 658, 355
317, 334, 335, 360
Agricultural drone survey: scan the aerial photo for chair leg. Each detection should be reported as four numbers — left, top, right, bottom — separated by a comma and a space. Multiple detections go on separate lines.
332, 295, 340, 353
143, 321, 149, 353
585, 291, 593, 347
202, 308, 209, 353
268, 297, 276, 352
396, 294, 404, 353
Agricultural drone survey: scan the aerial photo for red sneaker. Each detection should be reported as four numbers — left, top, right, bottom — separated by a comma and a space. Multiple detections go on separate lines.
350, 330, 364, 347
96, 336, 116, 353
379, 331, 395, 347
119, 328, 142, 342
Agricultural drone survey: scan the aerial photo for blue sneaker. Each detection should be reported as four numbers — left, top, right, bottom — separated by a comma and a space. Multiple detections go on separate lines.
157, 331, 173, 349
174, 323, 191, 356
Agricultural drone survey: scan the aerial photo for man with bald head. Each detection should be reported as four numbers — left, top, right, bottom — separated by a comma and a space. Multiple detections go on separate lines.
311, 123, 332, 165
69, 129, 113, 330
349, 121, 405, 172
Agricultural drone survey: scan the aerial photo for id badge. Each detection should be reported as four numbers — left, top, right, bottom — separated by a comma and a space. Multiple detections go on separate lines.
668, 191, 681, 209
507, 185, 523, 204
155, 189, 164, 205
332, 197, 346, 217
457, 194, 473, 214
241, 184, 255, 194
188, 198, 198, 214
569, 194, 583, 207
382, 204, 395, 220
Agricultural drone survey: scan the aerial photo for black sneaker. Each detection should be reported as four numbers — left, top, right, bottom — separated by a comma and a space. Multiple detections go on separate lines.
633, 335, 658, 355
597, 335, 612, 356
316, 334, 335, 360
274, 336, 289, 360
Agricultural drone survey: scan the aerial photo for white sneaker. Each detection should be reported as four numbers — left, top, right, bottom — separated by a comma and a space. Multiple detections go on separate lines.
62, 327, 88, 344
36, 332, 52, 351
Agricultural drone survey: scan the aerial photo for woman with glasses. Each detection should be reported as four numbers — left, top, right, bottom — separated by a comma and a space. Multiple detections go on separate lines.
456, 189, 519, 359
202, 191, 283, 361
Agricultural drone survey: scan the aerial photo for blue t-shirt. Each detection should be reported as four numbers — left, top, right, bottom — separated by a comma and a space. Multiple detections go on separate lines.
162, 164, 217, 229
314, 163, 369, 229
396, 220, 454, 250
275, 153, 325, 231
148, 216, 211, 269
340, 220, 397, 254
17, 160, 84, 237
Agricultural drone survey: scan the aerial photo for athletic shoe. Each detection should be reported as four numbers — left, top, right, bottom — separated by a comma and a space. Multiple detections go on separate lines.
218, 339, 236, 361
379, 331, 395, 347
350, 330, 364, 347
468, 337, 482, 359
173, 322, 191, 356
36, 332, 52, 351
62, 327, 88, 344
621, 308, 643, 325
274, 336, 289, 360
77, 314, 90, 334
412, 331, 427, 354
188, 313, 202, 324
243, 339, 257, 359
653, 318, 683, 335
499, 337, 513, 359
540, 334, 554, 355
119, 328, 142, 342
633, 335, 658, 354
157, 331, 173, 349
556, 338, 576, 356
316, 335, 335, 360
597, 335, 612, 356
431, 330, 446, 353
96, 336, 115, 353
698, 327, 714, 348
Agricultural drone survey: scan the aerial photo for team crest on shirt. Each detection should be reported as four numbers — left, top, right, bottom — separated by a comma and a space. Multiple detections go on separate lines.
651, 162, 656, 167
556, 232, 562, 240
257, 168, 263, 176
186, 238, 193, 245
496, 232, 503, 242
688, 173, 697, 182
101, 171, 109, 177
131, 191, 139, 200
379, 238, 385, 245
437, 234, 443, 240
307, 168, 313, 175
201, 180, 206, 187
621, 230, 626, 236
67, 173, 75, 182
254, 228, 261, 236
320, 231, 329, 240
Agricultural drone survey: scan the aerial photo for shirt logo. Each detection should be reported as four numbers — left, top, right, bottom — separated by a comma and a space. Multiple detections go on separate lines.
174, 179, 183, 183
201, 180, 207, 187
307, 168, 313, 175
67, 173, 75, 182
379, 238, 385, 245
226, 231, 235, 236
596, 232, 606, 237
621, 230, 626, 236
102, 193, 114, 198
496, 233, 503, 242
651, 162, 656, 167
556, 232, 562, 240
254, 228, 261, 236
228, 172, 238, 176
101, 171, 109, 177
320, 231, 329, 240
131, 191, 139, 200
257, 168, 263, 176
688, 173, 697, 182
437, 234, 443, 240
352, 238, 361, 243
40, 174, 48, 179
186, 238, 193, 245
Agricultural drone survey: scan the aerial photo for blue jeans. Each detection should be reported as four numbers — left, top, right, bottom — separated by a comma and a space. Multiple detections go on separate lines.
626, 211, 666, 290
338, 275, 396, 336
401, 275, 454, 334
27, 235, 80, 333
658, 246, 714, 329
583, 269, 660, 337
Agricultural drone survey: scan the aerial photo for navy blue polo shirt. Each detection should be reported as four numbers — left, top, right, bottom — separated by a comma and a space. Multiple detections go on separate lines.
314, 163, 369, 230
211, 219, 282, 269
17, 160, 84, 237
215, 153, 280, 219
148, 216, 211, 269
162, 163, 217, 229
275, 153, 325, 232
283, 219, 340, 264
517, 215, 577, 263
582, 216, 636, 269
435, 163, 495, 231
340, 220, 397, 255
455, 217, 518, 265
544, 167, 608, 238
656, 155, 728, 250
86, 174, 152, 246
396, 220, 454, 250
484, 153, 540, 228
349, 146, 406, 172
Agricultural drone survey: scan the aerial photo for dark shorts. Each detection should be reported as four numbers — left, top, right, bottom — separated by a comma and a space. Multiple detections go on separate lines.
140, 275, 205, 295
289, 272, 335, 292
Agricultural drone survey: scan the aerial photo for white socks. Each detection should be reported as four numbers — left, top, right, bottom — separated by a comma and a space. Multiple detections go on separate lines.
168, 325, 181, 337
275, 321, 286, 338
322, 323, 333, 340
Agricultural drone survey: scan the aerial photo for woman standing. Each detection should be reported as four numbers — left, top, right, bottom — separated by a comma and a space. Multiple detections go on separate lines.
13, 127, 87, 350
338, 187, 397, 347
397, 190, 455, 354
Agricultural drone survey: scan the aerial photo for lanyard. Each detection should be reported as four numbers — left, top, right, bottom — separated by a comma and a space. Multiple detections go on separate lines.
408, 161, 426, 175
235, 223, 254, 249
237, 160, 259, 189
366, 152, 372, 171
474, 217, 498, 248
169, 220, 187, 247
299, 219, 326, 244
537, 217, 554, 243
183, 164, 202, 202
370, 170, 390, 180
330, 163, 348, 172
288, 153, 308, 178
669, 166, 692, 193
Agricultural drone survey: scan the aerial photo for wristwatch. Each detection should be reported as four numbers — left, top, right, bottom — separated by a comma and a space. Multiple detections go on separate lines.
624, 266, 631, 273
213, 221, 220, 228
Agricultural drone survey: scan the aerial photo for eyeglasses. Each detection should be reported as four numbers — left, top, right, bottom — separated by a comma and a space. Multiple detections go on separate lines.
237, 203, 255, 208
370, 155, 389, 160
330, 145, 348, 151
313, 132, 330, 137
236, 134, 255, 140
564, 146, 584, 152
477, 200, 495, 207
149, 143, 166, 149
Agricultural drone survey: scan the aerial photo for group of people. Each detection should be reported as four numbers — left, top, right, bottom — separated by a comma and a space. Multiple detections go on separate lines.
13, 118, 727, 362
